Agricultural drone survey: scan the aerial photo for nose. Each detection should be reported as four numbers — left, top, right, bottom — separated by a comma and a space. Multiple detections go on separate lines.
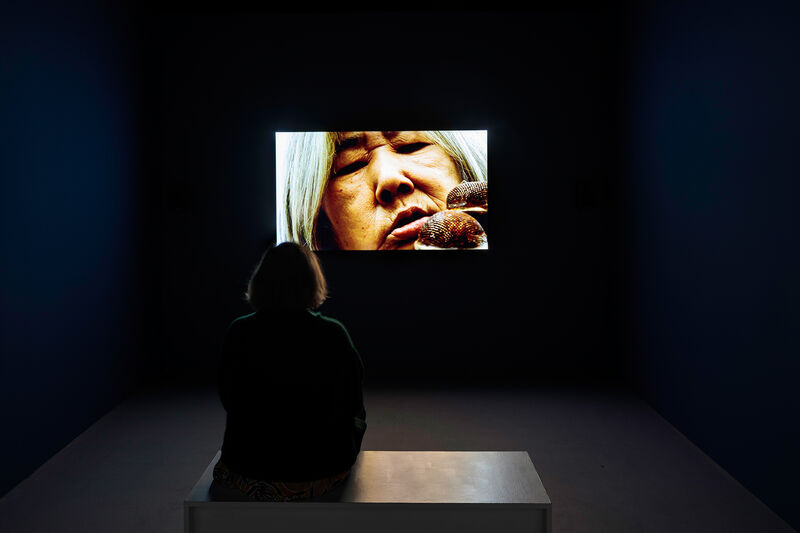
371, 150, 414, 205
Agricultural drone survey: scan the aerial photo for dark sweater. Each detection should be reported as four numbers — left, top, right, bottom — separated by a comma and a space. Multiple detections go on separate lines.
218, 308, 366, 482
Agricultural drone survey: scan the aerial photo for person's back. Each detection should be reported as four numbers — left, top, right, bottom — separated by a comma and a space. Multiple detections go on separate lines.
213, 242, 366, 500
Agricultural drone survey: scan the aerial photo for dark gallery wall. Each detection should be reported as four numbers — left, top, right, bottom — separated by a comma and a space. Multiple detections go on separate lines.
0, 1, 629, 499
0, 2, 151, 498
626, 1, 800, 529
4, 1, 796, 530
144, 6, 628, 388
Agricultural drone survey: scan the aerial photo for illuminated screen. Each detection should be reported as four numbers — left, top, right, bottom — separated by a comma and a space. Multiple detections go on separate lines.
276, 131, 488, 251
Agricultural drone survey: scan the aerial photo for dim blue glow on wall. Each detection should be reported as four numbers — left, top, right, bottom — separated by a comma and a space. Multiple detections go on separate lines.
0, 2, 143, 498
627, 1, 800, 529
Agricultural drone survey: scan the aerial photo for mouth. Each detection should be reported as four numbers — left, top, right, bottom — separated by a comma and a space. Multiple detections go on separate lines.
379, 207, 432, 250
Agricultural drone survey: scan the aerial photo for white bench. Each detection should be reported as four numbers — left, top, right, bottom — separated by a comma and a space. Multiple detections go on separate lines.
185, 450, 552, 533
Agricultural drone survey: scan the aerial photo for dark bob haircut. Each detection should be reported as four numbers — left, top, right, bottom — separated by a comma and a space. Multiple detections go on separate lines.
245, 242, 328, 311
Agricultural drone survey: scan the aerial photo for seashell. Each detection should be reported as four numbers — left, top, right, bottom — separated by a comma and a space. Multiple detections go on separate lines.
446, 181, 488, 213
414, 210, 488, 250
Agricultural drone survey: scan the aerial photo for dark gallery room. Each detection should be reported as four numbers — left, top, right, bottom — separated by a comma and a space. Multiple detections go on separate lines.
1, 1, 798, 532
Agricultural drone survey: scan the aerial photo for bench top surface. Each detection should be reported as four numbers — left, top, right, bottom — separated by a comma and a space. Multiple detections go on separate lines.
187, 451, 550, 506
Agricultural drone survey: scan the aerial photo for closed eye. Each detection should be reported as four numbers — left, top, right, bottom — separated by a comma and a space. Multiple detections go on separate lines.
333, 160, 367, 178
395, 142, 429, 154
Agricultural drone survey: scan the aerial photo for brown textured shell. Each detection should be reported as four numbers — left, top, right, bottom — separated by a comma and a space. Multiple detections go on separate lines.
446, 181, 488, 211
415, 210, 487, 249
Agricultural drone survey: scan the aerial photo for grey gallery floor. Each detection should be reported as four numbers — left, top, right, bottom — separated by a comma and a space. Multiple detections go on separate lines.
0, 383, 794, 533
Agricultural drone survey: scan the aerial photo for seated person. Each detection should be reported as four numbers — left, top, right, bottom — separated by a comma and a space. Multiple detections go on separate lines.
213, 242, 367, 501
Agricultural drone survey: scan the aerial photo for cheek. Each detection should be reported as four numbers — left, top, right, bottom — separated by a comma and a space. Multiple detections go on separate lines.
322, 181, 379, 247
324, 182, 360, 223
416, 154, 462, 191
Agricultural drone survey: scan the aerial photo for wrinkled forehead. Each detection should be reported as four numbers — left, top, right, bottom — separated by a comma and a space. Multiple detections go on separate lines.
333, 131, 431, 151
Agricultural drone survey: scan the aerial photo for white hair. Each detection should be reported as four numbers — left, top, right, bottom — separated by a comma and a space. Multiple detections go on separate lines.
276, 130, 487, 250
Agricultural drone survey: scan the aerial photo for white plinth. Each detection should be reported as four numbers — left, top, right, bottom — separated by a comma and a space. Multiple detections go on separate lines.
185, 451, 552, 533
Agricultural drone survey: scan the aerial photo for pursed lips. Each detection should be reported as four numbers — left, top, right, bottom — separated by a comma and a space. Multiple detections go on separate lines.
379, 207, 432, 249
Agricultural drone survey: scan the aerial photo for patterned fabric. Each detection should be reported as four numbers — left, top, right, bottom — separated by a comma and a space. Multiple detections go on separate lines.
213, 460, 350, 501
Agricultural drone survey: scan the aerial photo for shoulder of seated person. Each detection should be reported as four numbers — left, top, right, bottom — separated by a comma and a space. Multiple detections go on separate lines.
229, 312, 256, 327
307, 310, 347, 330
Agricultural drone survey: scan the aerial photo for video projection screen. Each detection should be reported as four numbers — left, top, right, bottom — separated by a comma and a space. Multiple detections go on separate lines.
276, 131, 488, 251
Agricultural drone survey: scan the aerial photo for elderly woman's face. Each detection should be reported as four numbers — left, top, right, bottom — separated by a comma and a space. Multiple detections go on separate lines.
321, 131, 462, 250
